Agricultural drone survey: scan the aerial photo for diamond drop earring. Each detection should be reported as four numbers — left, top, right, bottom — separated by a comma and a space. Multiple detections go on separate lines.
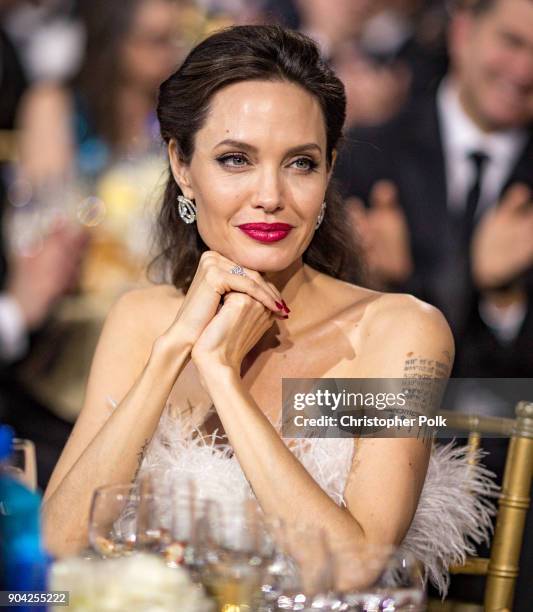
177, 195, 197, 224
315, 201, 326, 229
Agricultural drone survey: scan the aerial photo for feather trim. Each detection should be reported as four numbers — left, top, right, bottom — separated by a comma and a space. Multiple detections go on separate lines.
134, 406, 498, 597
398, 442, 499, 595
141, 409, 251, 511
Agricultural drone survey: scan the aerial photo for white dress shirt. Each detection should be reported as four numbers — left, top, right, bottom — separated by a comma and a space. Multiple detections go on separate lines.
437, 78, 529, 342
437, 78, 527, 214
0, 294, 28, 361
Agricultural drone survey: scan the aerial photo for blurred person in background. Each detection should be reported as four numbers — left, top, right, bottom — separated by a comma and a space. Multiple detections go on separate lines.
336, 1, 533, 603
358, 0, 449, 98
263, 0, 449, 129
259, 0, 300, 28
193, 0, 266, 24
294, 0, 413, 128
0, 1, 26, 137
0, 0, 87, 489
293, 0, 375, 59
18, 0, 186, 185
337, 0, 533, 379
2, 0, 82, 84
4, 0, 193, 437
13, 0, 189, 308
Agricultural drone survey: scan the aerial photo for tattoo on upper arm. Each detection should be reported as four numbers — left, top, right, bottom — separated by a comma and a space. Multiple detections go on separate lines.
400, 351, 451, 449
402, 351, 451, 378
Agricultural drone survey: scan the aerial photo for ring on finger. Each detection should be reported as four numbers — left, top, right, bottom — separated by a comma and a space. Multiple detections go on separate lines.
230, 264, 247, 277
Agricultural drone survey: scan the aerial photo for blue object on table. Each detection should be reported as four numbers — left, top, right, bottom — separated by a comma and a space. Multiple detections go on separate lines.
0, 425, 50, 610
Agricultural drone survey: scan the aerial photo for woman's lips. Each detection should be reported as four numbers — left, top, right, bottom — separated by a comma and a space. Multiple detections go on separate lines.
237, 223, 293, 243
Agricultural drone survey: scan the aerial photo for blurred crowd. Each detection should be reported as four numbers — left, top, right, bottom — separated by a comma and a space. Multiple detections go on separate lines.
0, 0, 532, 605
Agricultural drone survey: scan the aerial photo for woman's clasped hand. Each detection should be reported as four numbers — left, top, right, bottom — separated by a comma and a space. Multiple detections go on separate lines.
162, 250, 288, 370
165, 251, 289, 372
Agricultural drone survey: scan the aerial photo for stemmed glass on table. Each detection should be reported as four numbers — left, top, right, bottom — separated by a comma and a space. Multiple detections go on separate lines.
200, 498, 279, 610
89, 479, 277, 609
89, 476, 425, 611
88, 473, 211, 566
88, 483, 139, 557
330, 542, 426, 611
9, 437, 38, 490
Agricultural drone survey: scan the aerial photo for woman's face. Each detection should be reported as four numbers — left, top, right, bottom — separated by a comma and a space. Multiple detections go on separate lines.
170, 80, 334, 273
122, 0, 184, 92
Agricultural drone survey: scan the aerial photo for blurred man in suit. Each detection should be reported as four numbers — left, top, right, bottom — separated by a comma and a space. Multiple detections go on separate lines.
337, 0, 533, 378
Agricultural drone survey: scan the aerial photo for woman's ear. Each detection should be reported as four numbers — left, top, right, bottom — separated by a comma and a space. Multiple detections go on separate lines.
168, 139, 194, 200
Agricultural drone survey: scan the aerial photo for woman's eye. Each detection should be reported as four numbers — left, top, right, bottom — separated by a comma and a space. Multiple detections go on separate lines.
291, 157, 317, 172
218, 154, 249, 168
217, 154, 317, 172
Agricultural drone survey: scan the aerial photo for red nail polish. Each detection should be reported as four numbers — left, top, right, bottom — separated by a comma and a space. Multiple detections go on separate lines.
275, 301, 284, 310
282, 300, 291, 313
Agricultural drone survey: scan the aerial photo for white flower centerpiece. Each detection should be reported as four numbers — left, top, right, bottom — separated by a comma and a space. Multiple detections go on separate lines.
50, 553, 214, 612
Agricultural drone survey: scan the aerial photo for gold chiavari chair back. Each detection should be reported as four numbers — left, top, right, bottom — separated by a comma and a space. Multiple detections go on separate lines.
430, 400, 533, 611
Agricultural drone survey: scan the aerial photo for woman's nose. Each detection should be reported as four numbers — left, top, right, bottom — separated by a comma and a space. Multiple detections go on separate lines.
251, 166, 284, 212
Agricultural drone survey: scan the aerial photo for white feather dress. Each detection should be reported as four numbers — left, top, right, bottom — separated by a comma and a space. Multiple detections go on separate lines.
134, 405, 498, 596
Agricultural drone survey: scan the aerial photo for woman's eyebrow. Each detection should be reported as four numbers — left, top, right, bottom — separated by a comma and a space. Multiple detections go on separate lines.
213, 139, 322, 156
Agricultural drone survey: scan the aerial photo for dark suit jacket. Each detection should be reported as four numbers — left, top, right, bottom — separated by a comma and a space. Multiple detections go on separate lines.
335, 93, 533, 377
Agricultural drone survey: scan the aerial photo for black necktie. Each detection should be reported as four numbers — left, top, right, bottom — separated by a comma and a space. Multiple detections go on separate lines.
464, 150, 489, 239
442, 151, 489, 335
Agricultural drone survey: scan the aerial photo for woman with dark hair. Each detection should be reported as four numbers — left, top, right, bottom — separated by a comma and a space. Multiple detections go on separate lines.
42, 24, 492, 594
18, 0, 184, 182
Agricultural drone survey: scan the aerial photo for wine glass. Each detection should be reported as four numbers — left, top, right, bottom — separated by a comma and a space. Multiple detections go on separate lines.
135, 471, 172, 554
263, 521, 334, 611
371, 548, 425, 611
331, 543, 425, 611
170, 486, 215, 574
201, 499, 275, 611
10, 438, 37, 490
134, 471, 215, 572
88, 483, 139, 557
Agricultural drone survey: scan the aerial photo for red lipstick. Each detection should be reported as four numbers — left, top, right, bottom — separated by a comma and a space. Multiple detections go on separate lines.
237, 223, 293, 243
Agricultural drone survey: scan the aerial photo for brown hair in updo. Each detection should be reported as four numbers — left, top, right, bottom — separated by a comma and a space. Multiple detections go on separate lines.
151, 24, 362, 290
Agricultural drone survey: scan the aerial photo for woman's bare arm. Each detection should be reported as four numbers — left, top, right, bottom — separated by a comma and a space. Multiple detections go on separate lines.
43, 253, 286, 556
191, 293, 453, 553
342, 294, 454, 546
42, 287, 187, 556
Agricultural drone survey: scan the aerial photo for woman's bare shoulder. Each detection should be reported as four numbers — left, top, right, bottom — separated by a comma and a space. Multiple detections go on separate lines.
310, 270, 451, 341
355, 292, 455, 376
364, 292, 452, 338
115, 283, 184, 311
310, 269, 383, 311
84, 283, 184, 407
99, 284, 185, 366
109, 283, 184, 342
